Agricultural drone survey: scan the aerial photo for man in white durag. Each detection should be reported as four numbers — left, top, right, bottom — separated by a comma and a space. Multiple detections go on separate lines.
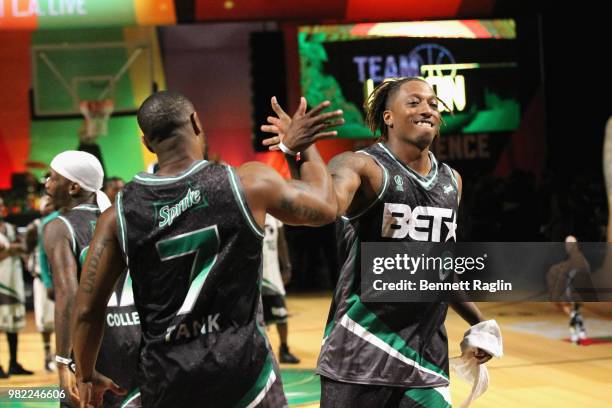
43, 151, 115, 407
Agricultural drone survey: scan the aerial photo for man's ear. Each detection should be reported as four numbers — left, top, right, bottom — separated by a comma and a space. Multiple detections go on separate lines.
142, 135, 154, 153
69, 182, 82, 197
383, 110, 393, 128
191, 112, 202, 136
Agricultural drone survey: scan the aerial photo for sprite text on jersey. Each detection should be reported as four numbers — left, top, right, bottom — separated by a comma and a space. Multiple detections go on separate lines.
159, 188, 202, 228
382, 203, 457, 242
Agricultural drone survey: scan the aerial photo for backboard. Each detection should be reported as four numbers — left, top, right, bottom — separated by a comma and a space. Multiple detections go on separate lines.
31, 41, 156, 118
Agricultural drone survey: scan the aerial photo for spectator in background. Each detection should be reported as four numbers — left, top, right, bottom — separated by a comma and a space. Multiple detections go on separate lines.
25, 195, 60, 372
0, 197, 33, 377
262, 214, 300, 364
547, 236, 596, 344
103, 177, 125, 204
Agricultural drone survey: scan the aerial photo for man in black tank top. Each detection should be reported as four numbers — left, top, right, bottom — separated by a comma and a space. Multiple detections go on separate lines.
263, 78, 495, 407
72, 91, 344, 407
44, 151, 140, 408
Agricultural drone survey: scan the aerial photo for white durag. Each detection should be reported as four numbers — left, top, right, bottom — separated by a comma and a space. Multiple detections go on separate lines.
449, 320, 503, 408
50, 150, 112, 212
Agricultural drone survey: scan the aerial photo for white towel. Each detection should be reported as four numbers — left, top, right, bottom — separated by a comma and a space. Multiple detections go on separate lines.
449, 320, 503, 408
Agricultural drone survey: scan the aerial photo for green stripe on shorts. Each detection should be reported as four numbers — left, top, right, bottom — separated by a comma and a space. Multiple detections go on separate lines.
235, 353, 274, 408
404, 387, 451, 408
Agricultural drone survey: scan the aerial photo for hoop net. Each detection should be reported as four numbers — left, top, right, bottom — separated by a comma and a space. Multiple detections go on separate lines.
79, 99, 114, 138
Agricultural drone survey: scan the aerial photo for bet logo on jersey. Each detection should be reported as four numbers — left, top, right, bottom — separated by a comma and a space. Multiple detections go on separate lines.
381, 203, 457, 242
394, 175, 404, 192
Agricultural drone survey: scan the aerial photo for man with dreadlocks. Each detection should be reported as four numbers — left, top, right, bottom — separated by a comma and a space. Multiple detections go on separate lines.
262, 77, 494, 407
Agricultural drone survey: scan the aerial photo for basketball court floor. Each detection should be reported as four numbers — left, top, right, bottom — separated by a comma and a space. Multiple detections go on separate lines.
1, 294, 611, 407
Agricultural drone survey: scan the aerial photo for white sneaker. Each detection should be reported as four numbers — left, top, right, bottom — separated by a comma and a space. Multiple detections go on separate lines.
570, 327, 579, 344
44, 359, 57, 373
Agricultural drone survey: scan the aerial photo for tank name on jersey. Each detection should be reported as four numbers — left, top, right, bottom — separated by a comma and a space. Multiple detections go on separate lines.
106, 311, 140, 327
164, 313, 221, 342
159, 188, 205, 228
382, 203, 457, 242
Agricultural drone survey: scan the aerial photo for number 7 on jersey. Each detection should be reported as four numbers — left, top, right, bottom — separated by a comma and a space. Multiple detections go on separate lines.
156, 225, 220, 316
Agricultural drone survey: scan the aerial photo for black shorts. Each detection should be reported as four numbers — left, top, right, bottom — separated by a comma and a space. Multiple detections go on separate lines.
262, 295, 288, 325
320, 376, 451, 408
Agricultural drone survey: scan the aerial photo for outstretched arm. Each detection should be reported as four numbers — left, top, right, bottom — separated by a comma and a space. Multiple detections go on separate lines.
262, 97, 344, 182
72, 207, 127, 406
239, 161, 337, 227
260, 97, 343, 156
241, 97, 347, 227
260, 98, 383, 217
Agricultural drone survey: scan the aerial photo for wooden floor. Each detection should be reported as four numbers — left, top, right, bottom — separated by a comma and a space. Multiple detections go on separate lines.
2, 295, 612, 407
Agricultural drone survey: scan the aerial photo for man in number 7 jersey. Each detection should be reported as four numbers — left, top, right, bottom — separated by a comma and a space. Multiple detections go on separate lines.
72, 91, 344, 408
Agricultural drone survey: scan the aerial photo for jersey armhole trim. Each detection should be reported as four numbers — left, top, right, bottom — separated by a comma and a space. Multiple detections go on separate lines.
79, 246, 89, 266
443, 164, 461, 205
120, 389, 141, 408
227, 167, 265, 239
116, 191, 130, 264
57, 216, 76, 255
341, 152, 390, 222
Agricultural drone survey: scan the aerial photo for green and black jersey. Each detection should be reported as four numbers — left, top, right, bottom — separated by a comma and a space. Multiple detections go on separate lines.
318, 143, 460, 389
56, 205, 99, 278
38, 210, 60, 288
117, 160, 286, 408
54, 205, 141, 408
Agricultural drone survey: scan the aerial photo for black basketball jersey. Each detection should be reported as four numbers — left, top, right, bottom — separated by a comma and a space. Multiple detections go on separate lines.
56, 205, 141, 407
117, 160, 282, 408
57, 204, 99, 277
317, 143, 459, 388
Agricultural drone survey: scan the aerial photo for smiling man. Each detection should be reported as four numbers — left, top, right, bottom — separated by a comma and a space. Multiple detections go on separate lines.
263, 77, 493, 407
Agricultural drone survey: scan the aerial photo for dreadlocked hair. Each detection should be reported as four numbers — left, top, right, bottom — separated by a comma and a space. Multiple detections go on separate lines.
364, 77, 450, 141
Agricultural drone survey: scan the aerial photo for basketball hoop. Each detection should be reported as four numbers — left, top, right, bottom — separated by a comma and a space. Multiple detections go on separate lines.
79, 99, 114, 138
